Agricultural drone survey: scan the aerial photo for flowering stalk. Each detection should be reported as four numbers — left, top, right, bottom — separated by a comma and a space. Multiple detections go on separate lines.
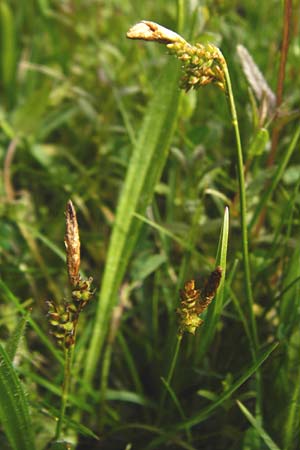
47, 200, 94, 442
158, 267, 222, 424
127, 20, 258, 350
127, 19, 260, 419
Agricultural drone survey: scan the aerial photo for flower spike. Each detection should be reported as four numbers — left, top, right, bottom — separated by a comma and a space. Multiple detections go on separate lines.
177, 267, 222, 336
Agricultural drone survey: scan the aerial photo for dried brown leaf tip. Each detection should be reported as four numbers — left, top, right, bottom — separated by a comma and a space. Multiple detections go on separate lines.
126, 20, 226, 91
177, 266, 222, 336
47, 200, 95, 348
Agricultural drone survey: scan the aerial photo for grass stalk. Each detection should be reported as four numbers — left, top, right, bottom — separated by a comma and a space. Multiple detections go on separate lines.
221, 59, 259, 352
221, 57, 263, 425
158, 335, 182, 422
55, 345, 74, 441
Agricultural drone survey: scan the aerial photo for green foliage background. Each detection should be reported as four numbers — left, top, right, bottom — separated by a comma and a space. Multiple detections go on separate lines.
0, 1, 300, 449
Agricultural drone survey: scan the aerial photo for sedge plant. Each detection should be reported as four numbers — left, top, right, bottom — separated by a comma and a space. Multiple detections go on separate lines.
47, 200, 94, 446
126, 18, 257, 353
126, 18, 262, 429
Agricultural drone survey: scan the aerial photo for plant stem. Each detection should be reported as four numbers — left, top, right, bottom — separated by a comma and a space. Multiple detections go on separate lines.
177, 0, 185, 34
220, 55, 263, 424
158, 335, 182, 422
221, 57, 259, 352
55, 345, 74, 441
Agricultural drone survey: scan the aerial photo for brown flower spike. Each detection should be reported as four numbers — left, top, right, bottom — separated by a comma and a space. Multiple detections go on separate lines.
47, 200, 94, 348
177, 267, 222, 336
65, 200, 80, 287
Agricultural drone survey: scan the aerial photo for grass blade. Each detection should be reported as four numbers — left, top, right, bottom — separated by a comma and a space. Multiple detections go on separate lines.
0, 279, 63, 364
84, 60, 181, 384
250, 124, 300, 230
6, 311, 29, 361
197, 207, 229, 360
0, 343, 36, 450
177, 342, 278, 429
237, 400, 281, 450
0, 1, 16, 94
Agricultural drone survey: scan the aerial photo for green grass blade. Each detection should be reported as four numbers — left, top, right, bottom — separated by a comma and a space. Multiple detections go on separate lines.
0, 279, 63, 364
197, 206, 229, 360
279, 247, 300, 338
283, 350, 300, 450
6, 311, 29, 361
133, 212, 197, 254
237, 400, 281, 450
0, 343, 36, 450
84, 60, 181, 384
160, 376, 192, 442
0, 1, 16, 93
177, 342, 278, 429
250, 125, 300, 230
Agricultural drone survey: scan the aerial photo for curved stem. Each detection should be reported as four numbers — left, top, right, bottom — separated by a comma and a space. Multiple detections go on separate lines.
221, 56, 263, 423
221, 58, 259, 353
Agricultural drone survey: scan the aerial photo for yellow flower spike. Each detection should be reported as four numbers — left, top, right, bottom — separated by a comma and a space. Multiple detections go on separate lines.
177, 267, 222, 336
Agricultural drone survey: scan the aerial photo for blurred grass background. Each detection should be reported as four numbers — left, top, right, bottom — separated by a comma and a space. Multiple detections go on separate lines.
1, 1, 300, 449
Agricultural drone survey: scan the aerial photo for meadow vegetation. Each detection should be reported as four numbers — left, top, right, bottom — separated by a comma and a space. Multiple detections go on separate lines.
0, 1, 300, 449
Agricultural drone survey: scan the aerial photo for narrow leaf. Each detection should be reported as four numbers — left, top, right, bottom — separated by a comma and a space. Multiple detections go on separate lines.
0, 343, 36, 450
196, 207, 229, 360
84, 60, 181, 384
237, 400, 281, 450
177, 342, 278, 429
6, 311, 29, 361
0, 1, 16, 90
0, 279, 63, 364
250, 125, 300, 229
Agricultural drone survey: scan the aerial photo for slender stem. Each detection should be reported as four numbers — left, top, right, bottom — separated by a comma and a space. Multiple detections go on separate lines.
177, 0, 185, 34
158, 335, 182, 422
221, 57, 259, 352
167, 335, 182, 386
221, 56, 264, 424
55, 344, 74, 440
